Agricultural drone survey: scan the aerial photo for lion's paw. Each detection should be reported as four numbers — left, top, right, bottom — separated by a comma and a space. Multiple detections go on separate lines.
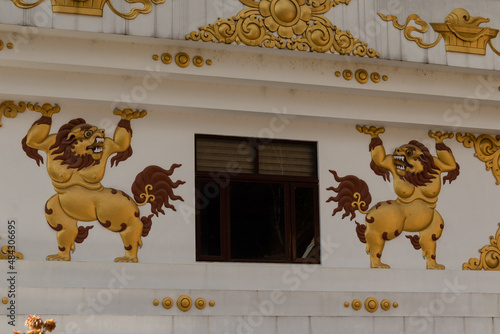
427, 262, 445, 270
114, 256, 138, 263
46, 253, 71, 261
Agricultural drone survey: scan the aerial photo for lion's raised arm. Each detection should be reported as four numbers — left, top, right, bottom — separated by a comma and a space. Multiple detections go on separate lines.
429, 131, 460, 183
356, 125, 393, 181
22, 104, 60, 166
108, 109, 147, 167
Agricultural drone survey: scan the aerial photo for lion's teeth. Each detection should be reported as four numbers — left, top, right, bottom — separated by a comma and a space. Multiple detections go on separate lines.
93, 147, 103, 153
96, 137, 104, 143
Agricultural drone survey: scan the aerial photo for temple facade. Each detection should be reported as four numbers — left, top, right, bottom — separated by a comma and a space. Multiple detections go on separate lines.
1, 0, 500, 333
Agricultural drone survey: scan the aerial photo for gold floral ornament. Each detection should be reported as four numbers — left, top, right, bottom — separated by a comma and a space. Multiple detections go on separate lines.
379, 8, 500, 56
11, 0, 165, 20
187, 0, 379, 57
463, 223, 500, 270
456, 132, 500, 184
0, 101, 27, 127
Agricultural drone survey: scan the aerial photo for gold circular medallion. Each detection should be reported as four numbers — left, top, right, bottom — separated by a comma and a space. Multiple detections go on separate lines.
193, 56, 204, 67
344, 301, 350, 308
6, 43, 13, 49
152, 54, 159, 61
195, 298, 206, 309
161, 53, 172, 65
175, 52, 190, 68
393, 302, 399, 308
153, 299, 159, 306
2, 297, 8, 304
209, 300, 215, 307
271, 0, 301, 27
177, 295, 192, 312
351, 299, 362, 310
380, 299, 391, 311
355, 69, 369, 84
382, 75, 388, 81
343, 70, 353, 80
162, 297, 173, 309
365, 297, 379, 313
370, 72, 381, 83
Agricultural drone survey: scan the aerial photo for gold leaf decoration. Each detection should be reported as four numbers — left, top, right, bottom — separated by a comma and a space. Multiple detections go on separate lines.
379, 8, 500, 56
456, 132, 500, 184
187, 0, 379, 58
0, 101, 27, 127
463, 223, 500, 270
11, 0, 165, 20
0, 246, 23, 260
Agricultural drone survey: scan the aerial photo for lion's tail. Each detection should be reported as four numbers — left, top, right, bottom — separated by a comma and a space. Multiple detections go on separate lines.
131, 164, 185, 237
326, 170, 372, 243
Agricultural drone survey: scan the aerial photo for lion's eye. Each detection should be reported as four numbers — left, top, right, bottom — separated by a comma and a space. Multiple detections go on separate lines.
84, 131, 93, 138
406, 150, 413, 156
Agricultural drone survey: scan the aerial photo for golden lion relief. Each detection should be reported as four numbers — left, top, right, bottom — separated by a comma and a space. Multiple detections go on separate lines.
327, 126, 459, 269
22, 104, 184, 262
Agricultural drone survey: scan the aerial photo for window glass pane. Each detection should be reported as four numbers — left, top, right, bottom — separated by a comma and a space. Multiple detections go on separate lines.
196, 137, 255, 174
199, 182, 221, 257
230, 182, 286, 260
258, 141, 316, 177
295, 187, 316, 259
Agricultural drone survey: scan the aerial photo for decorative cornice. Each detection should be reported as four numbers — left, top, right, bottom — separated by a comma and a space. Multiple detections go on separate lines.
456, 132, 500, 184
463, 223, 500, 270
0, 101, 27, 127
187, 0, 379, 58
10, 0, 165, 19
379, 8, 500, 56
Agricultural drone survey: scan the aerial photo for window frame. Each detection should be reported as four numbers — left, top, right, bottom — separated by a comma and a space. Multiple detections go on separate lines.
195, 134, 320, 264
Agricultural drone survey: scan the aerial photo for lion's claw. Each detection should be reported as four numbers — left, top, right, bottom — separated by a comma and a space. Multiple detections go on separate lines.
356, 125, 385, 138
113, 108, 147, 121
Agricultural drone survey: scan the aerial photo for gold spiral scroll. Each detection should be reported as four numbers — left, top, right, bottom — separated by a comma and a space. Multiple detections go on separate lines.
0, 101, 27, 127
463, 223, 500, 270
456, 132, 500, 185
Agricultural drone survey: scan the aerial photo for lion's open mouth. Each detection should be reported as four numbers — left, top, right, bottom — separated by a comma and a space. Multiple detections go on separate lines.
86, 137, 104, 154
393, 155, 413, 171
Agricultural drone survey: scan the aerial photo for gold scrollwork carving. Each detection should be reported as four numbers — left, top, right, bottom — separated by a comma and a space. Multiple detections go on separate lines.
153, 52, 212, 68
187, 0, 379, 58
463, 223, 500, 270
0, 101, 27, 127
456, 132, 500, 184
379, 8, 500, 56
11, 0, 165, 20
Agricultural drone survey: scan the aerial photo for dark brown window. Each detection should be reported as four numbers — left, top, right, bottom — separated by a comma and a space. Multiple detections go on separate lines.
195, 134, 320, 264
